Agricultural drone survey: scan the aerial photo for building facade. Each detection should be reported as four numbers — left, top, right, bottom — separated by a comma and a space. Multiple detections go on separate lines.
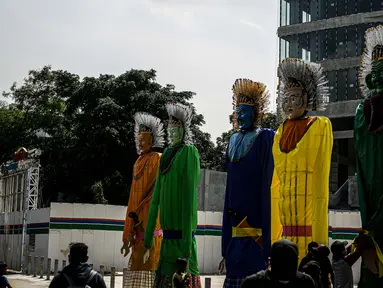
278, 0, 383, 194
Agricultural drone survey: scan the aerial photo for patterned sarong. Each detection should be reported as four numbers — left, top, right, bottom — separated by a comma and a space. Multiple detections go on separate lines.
154, 272, 201, 288
223, 276, 246, 288
124, 270, 156, 288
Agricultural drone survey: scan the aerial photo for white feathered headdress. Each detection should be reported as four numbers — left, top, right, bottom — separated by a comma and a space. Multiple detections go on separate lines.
166, 103, 193, 145
278, 58, 329, 118
359, 25, 383, 98
134, 112, 165, 154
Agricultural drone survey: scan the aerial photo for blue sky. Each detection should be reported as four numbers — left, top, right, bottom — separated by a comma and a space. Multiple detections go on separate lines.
0, 0, 279, 140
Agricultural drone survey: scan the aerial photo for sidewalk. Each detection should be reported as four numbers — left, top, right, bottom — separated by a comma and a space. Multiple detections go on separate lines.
7, 274, 226, 288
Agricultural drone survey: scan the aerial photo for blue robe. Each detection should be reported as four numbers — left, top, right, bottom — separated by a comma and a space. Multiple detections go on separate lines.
222, 128, 275, 278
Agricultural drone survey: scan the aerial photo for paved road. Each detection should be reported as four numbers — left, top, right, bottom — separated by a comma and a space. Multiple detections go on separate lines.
7, 274, 226, 288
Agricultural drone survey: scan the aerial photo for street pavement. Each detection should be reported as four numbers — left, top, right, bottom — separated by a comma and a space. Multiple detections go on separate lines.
6, 274, 359, 288
7, 274, 226, 288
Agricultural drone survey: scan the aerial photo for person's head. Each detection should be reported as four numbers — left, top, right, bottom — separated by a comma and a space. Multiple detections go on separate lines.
318, 244, 330, 258
175, 258, 188, 274
68, 242, 88, 265
302, 260, 321, 280
331, 241, 348, 261
0, 263, 7, 275
308, 242, 319, 253
270, 240, 299, 281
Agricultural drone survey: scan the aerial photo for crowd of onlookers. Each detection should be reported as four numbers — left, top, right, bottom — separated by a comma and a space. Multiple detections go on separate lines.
0, 236, 366, 288
242, 235, 365, 288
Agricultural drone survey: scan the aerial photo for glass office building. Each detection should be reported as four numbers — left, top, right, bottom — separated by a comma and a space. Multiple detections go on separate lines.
278, 0, 383, 194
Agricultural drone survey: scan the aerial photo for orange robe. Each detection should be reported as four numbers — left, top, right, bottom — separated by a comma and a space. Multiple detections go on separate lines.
123, 151, 162, 271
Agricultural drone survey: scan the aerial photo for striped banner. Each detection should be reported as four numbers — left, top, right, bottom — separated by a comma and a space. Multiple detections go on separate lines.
0, 218, 362, 241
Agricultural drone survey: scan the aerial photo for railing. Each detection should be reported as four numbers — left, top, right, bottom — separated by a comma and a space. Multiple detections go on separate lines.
24, 256, 213, 287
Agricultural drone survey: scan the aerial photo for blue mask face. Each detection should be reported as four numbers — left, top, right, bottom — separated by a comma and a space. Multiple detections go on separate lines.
236, 104, 254, 131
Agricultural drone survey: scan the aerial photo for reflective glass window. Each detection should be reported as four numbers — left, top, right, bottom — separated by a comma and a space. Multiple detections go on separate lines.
348, 0, 357, 15
371, 0, 382, 11
309, 32, 318, 61
346, 27, 357, 57
347, 68, 358, 100
357, 0, 371, 12
337, 70, 348, 101
318, 0, 327, 20
328, 1, 337, 18
310, 2, 318, 21
328, 71, 337, 102
337, 27, 346, 58
338, 0, 346, 16
318, 31, 327, 60
327, 29, 337, 59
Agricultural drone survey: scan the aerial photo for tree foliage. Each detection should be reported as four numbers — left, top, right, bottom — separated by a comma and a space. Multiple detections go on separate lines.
1, 66, 217, 206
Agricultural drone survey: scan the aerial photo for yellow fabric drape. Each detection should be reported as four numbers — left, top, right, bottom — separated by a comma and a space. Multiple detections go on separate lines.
271, 168, 283, 244
272, 117, 333, 260
123, 151, 162, 271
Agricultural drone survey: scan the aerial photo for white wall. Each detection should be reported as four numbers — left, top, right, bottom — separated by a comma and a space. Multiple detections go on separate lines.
47, 203, 223, 273
0, 202, 365, 282
48, 203, 129, 272
0, 208, 50, 272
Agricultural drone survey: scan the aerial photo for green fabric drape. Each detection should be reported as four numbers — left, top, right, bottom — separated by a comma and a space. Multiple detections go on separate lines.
355, 102, 383, 240
355, 100, 383, 285
144, 144, 200, 276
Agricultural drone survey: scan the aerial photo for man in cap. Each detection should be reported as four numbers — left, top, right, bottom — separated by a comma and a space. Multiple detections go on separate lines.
241, 240, 315, 288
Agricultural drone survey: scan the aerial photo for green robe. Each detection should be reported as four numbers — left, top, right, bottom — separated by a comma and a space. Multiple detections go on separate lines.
144, 144, 200, 276
355, 100, 383, 285
355, 101, 383, 241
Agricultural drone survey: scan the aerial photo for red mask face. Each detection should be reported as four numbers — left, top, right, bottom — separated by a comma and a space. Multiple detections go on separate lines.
138, 132, 153, 154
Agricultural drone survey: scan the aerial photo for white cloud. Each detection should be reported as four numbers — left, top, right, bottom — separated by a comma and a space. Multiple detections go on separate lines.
240, 19, 263, 30
144, 0, 195, 28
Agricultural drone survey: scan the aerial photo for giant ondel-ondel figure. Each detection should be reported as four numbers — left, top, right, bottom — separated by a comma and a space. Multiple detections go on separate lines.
220, 79, 275, 288
355, 24, 383, 286
121, 112, 165, 287
272, 58, 333, 263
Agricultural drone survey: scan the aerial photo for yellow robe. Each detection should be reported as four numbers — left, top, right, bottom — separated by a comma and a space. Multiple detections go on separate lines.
271, 116, 333, 259
123, 151, 162, 271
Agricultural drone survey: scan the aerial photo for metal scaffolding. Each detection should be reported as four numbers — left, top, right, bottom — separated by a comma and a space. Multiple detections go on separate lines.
0, 156, 40, 272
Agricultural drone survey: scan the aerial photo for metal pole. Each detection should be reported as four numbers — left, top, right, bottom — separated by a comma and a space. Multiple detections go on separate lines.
54, 259, 58, 276
205, 277, 212, 288
20, 169, 30, 273
62, 260, 66, 270
33, 256, 38, 277
110, 267, 116, 288
27, 255, 32, 275
46, 258, 51, 280
39, 257, 44, 279
100, 265, 105, 278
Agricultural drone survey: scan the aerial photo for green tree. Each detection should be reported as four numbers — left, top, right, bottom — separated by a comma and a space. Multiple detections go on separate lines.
2, 66, 217, 205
